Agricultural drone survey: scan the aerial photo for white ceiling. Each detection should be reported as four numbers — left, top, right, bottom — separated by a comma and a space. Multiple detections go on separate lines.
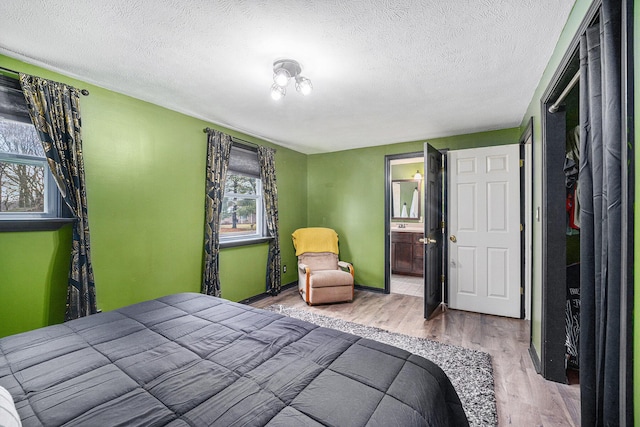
0, 0, 575, 154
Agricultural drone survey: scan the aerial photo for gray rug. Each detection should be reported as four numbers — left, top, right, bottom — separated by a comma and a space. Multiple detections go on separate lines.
265, 305, 497, 427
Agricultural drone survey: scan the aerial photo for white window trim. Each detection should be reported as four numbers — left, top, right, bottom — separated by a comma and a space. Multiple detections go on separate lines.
0, 76, 71, 231
219, 173, 267, 244
0, 151, 60, 220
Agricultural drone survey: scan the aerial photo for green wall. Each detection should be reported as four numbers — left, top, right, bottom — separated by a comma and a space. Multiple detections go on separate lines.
391, 162, 423, 180
307, 128, 520, 289
0, 227, 71, 335
0, 54, 307, 337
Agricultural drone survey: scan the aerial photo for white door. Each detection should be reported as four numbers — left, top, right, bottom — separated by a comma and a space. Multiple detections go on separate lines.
448, 145, 521, 318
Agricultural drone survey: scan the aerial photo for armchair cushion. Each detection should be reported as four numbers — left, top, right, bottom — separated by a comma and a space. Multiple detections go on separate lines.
308, 270, 354, 289
298, 252, 338, 271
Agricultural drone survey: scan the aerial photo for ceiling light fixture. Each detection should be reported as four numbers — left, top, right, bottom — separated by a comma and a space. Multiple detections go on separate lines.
271, 59, 312, 100
414, 170, 422, 180
270, 84, 286, 100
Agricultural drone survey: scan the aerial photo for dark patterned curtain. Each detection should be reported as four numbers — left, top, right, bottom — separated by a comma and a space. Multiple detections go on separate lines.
19, 73, 96, 321
257, 146, 281, 295
578, 2, 627, 425
202, 128, 232, 297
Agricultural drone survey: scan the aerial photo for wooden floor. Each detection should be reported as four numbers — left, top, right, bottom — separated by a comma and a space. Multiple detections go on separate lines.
252, 288, 580, 426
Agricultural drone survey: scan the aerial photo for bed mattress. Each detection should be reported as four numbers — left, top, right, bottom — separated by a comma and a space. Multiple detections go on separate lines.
0, 293, 468, 426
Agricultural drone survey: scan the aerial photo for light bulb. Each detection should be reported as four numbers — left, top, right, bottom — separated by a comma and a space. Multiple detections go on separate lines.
295, 77, 313, 95
270, 84, 285, 100
273, 68, 291, 87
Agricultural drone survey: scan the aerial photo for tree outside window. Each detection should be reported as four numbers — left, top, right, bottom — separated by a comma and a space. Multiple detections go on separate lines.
0, 118, 48, 214
220, 173, 261, 239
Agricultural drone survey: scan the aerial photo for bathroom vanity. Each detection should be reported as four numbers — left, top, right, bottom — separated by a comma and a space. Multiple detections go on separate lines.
391, 230, 424, 276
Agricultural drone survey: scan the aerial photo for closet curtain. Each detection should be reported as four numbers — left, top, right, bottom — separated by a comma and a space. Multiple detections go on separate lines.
19, 74, 97, 321
202, 129, 232, 297
257, 146, 281, 295
578, 1, 625, 425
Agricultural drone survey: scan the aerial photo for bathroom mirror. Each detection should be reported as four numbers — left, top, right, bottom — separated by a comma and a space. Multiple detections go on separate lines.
391, 179, 421, 219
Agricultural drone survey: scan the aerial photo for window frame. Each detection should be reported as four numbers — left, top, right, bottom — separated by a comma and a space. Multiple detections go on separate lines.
0, 74, 73, 231
218, 142, 271, 248
0, 151, 60, 219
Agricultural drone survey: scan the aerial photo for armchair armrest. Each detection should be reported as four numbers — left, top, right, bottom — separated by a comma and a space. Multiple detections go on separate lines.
338, 261, 354, 278
299, 262, 312, 304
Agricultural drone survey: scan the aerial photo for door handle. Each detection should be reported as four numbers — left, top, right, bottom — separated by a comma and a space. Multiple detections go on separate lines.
419, 237, 437, 244
449, 235, 457, 242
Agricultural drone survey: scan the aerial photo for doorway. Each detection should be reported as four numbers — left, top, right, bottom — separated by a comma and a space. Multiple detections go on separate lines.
537, 5, 591, 384
384, 145, 444, 320
540, 61, 581, 383
385, 153, 425, 298
385, 144, 521, 320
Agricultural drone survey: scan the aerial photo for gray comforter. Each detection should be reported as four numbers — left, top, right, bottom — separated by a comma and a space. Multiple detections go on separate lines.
0, 293, 468, 426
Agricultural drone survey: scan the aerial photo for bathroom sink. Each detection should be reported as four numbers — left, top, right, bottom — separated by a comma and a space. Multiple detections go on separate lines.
391, 227, 422, 232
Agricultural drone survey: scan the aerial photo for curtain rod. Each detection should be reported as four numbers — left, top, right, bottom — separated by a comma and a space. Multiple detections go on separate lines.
0, 66, 90, 96
548, 71, 580, 113
203, 127, 268, 151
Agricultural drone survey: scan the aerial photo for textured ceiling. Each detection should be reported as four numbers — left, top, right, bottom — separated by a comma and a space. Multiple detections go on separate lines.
0, 0, 575, 154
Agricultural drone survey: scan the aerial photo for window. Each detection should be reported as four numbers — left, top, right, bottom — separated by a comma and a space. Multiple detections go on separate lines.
220, 143, 269, 244
0, 75, 65, 226
221, 173, 262, 239
0, 119, 58, 217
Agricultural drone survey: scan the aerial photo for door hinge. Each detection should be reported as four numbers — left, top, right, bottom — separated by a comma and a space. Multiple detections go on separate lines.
440, 275, 445, 283
440, 221, 446, 229
519, 159, 524, 167
520, 224, 523, 232
520, 287, 524, 295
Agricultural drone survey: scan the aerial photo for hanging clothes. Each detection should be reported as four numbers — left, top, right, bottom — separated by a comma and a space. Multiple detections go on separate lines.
566, 185, 580, 233
573, 184, 580, 228
566, 125, 581, 233
564, 126, 581, 235
566, 263, 581, 369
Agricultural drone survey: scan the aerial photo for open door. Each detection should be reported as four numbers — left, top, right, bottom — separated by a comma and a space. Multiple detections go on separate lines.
423, 143, 444, 319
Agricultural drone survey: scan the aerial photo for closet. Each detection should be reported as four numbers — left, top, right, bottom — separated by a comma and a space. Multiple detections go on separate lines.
539, 53, 583, 384
539, 2, 633, 424
562, 80, 580, 381
538, 71, 582, 379
538, 65, 581, 384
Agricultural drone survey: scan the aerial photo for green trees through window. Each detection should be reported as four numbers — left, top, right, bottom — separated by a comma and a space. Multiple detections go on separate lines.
221, 173, 261, 239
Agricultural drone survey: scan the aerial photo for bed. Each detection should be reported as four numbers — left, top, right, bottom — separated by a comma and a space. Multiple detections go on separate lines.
0, 293, 468, 426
